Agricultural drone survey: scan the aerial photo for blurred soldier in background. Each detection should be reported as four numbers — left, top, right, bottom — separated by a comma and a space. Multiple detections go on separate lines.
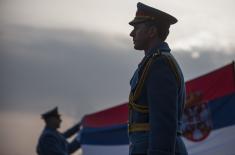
37, 107, 81, 155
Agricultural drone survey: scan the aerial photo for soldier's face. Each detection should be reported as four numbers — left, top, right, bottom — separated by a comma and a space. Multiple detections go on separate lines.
54, 116, 62, 128
48, 116, 62, 129
130, 23, 150, 50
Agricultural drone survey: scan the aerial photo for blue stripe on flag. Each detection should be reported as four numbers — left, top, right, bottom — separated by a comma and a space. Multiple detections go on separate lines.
81, 93, 235, 145
81, 124, 129, 145
209, 93, 235, 130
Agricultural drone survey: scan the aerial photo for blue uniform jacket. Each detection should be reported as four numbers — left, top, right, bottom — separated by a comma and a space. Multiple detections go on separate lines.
37, 124, 81, 155
129, 42, 188, 155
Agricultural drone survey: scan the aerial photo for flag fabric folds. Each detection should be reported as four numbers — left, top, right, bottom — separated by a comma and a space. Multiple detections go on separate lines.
81, 104, 129, 155
80, 62, 235, 155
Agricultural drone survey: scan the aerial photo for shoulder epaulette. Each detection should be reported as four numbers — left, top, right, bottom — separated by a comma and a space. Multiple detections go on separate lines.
161, 52, 181, 88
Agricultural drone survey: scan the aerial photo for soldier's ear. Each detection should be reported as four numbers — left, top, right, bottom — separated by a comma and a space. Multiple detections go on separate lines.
148, 26, 158, 38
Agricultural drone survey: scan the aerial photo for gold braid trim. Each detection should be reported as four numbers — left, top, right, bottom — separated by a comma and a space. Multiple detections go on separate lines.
128, 51, 161, 133
129, 51, 161, 112
128, 52, 182, 133
128, 123, 150, 132
129, 100, 148, 113
133, 53, 160, 99
135, 16, 155, 20
161, 53, 181, 88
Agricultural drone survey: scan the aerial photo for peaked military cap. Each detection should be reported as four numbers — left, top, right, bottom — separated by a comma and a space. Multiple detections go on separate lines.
41, 107, 60, 119
129, 2, 177, 26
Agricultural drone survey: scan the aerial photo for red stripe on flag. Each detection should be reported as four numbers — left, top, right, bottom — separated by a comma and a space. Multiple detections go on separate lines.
83, 103, 128, 128
186, 62, 235, 102
83, 62, 235, 128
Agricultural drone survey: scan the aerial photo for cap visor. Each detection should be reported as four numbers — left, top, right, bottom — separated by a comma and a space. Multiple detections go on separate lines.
129, 18, 148, 25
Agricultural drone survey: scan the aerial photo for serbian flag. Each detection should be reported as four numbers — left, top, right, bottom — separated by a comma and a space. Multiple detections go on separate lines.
182, 62, 235, 154
80, 103, 129, 155
80, 62, 235, 155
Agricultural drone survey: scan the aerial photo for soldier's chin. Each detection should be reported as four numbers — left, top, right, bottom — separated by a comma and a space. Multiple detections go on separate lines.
134, 45, 143, 50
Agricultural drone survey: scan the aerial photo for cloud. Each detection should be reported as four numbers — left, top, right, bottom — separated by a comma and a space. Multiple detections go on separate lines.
172, 31, 235, 56
1, 25, 234, 116
1, 25, 142, 117
1, 23, 234, 155
173, 50, 234, 81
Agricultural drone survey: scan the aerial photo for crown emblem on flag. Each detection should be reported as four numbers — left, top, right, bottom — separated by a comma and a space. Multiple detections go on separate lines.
182, 91, 213, 142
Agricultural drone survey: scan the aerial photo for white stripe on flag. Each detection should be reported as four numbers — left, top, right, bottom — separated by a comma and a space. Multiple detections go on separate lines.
81, 125, 235, 155
184, 125, 235, 155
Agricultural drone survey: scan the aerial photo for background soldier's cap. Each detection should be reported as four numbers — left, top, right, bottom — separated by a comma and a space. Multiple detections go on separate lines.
41, 107, 60, 119
129, 2, 178, 26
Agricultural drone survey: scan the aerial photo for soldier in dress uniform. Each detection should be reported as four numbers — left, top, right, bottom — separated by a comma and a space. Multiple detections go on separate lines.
128, 2, 188, 155
36, 107, 81, 155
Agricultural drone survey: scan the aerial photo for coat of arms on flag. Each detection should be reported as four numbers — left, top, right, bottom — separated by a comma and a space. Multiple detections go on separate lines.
182, 91, 213, 142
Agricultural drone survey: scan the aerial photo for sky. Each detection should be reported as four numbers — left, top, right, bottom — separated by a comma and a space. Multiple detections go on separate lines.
0, 0, 235, 155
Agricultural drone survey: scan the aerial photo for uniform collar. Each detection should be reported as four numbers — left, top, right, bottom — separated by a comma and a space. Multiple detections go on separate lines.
145, 42, 171, 57
44, 126, 57, 132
